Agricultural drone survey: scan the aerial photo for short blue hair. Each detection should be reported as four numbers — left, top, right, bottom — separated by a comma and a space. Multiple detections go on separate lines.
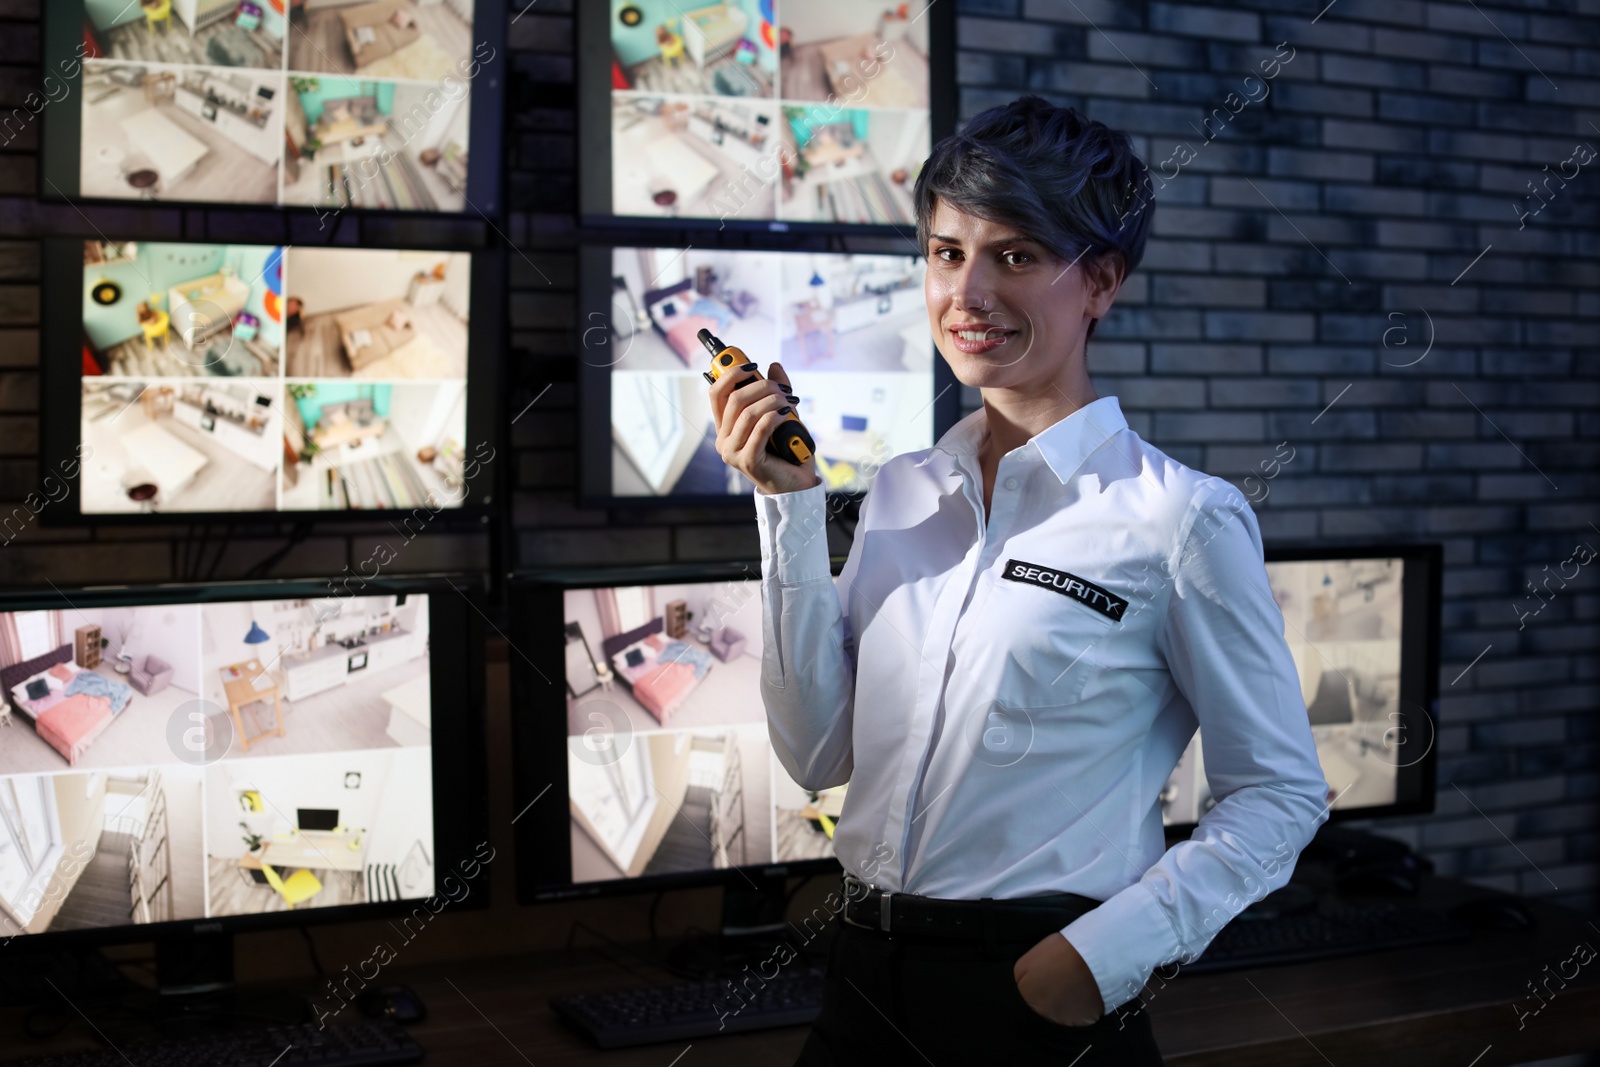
914, 95, 1154, 340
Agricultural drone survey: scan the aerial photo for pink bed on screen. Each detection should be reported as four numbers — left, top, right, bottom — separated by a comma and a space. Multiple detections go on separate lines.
34, 693, 113, 766
25, 691, 65, 716
665, 316, 720, 366
630, 660, 700, 726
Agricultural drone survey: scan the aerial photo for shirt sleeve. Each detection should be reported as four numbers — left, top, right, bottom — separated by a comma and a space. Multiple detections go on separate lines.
753, 479, 863, 791
1057, 478, 1331, 1015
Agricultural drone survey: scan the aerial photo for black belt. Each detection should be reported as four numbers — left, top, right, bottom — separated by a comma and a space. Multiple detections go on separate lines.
839, 874, 1102, 941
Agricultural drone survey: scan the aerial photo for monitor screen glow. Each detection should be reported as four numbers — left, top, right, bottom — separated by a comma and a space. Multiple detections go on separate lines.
593, 244, 937, 500
1158, 557, 1409, 826
73, 240, 481, 516
584, 1, 946, 232
0, 591, 442, 939
48, 0, 501, 214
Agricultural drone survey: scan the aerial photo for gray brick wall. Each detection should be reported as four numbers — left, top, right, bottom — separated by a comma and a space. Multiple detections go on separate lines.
947, 0, 1598, 913
0, 0, 1592, 916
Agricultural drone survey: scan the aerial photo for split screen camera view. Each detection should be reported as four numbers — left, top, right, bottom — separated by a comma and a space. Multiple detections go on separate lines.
0, 594, 436, 936
77, 0, 477, 211
560, 561, 1404, 885
607, 0, 932, 226
80, 240, 470, 514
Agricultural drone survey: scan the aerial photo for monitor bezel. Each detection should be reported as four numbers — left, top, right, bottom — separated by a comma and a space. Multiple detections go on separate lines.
574, 241, 960, 510
576, 1, 957, 239
39, 0, 507, 220
0, 572, 491, 952
510, 561, 848, 905
38, 237, 505, 525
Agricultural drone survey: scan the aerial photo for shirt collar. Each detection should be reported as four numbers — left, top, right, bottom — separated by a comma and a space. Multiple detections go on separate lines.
912, 395, 1128, 485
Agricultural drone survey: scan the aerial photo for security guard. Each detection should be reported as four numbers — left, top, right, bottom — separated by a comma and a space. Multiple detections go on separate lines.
709, 96, 1328, 1065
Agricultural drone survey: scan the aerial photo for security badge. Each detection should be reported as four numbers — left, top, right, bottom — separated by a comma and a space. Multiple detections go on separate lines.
1001, 559, 1129, 622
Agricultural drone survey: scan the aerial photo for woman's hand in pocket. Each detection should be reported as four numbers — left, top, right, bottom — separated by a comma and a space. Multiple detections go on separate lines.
1013, 932, 1104, 1026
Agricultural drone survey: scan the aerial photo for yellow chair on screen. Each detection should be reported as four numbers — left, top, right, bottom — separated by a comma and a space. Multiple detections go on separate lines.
814, 455, 859, 491
140, 306, 170, 353
261, 864, 323, 908
142, 0, 173, 36
656, 24, 685, 69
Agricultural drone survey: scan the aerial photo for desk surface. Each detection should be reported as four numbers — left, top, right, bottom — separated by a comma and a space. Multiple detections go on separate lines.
4, 874, 1597, 1065
242, 828, 365, 873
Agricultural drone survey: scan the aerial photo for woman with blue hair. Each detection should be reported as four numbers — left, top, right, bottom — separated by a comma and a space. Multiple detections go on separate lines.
710, 95, 1328, 1065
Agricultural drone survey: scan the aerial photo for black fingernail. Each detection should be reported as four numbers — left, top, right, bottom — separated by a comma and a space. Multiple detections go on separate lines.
778, 405, 792, 414
786, 395, 799, 402
741, 362, 758, 370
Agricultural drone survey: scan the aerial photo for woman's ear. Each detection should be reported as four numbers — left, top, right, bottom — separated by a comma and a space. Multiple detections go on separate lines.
1084, 251, 1126, 321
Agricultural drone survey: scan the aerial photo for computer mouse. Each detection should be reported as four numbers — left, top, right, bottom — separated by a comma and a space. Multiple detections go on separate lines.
1447, 895, 1537, 932
356, 984, 427, 1024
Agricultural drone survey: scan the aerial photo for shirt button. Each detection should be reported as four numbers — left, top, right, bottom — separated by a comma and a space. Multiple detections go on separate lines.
1004, 477, 1019, 490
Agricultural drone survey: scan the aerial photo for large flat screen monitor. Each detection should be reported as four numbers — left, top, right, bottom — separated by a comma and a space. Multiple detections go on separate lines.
0, 574, 488, 950
578, 1, 955, 235
511, 545, 1440, 902
40, 238, 503, 521
39, 0, 505, 216
578, 243, 958, 506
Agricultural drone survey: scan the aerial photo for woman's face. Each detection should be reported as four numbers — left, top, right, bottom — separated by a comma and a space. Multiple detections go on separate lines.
924, 200, 1117, 394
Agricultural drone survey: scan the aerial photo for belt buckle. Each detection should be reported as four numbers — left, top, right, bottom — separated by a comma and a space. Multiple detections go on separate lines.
841, 874, 875, 931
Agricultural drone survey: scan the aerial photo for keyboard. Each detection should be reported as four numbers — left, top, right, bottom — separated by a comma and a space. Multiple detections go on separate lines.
552, 963, 827, 1049
2, 1017, 422, 1066
1181, 903, 1470, 974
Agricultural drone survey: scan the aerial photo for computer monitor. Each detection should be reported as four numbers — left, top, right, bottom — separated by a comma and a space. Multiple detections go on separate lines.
38, 238, 504, 522
512, 546, 1440, 914
1159, 544, 1442, 831
0, 574, 488, 990
511, 563, 847, 945
40, 1, 506, 216
577, 243, 959, 506
297, 809, 340, 833
576, 1, 956, 236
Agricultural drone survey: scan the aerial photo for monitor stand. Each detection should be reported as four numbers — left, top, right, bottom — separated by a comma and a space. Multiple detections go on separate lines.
155, 929, 237, 996
153, 931, 310, 1036
661, 872, 821, 982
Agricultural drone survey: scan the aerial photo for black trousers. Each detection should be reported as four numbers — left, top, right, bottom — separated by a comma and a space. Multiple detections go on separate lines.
795, 914, 1165, 1066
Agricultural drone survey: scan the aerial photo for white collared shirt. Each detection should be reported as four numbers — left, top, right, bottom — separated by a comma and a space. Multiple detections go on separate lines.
752, 395, 1330, 1014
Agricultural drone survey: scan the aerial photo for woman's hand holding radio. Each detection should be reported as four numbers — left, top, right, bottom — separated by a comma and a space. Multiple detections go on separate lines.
710, 360, 822, 497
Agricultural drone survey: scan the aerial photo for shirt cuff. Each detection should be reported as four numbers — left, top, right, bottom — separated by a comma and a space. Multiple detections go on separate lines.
753, 480, 831, 584
1059, 880, 1183, 1015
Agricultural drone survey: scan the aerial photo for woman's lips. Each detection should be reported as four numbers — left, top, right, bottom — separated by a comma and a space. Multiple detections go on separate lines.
949, 328, 1017, 355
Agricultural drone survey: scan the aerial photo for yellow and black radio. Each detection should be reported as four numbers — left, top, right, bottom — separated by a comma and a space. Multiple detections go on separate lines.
699, 328, 815, 466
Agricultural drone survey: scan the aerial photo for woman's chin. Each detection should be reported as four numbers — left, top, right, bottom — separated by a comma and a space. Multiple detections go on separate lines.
945, 354, 1026, 389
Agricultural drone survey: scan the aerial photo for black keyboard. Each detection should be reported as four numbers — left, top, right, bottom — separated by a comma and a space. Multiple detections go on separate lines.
1181, 903, 1470, 974
552, 963, 826, 1048
2, 1017, 422, 1066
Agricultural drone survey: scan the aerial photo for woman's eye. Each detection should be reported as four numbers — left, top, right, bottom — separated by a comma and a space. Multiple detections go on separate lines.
1003, 251, 1031, 266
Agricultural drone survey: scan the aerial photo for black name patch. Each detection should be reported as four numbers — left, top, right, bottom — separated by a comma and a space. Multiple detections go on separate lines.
1001, 559, 1128, 622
